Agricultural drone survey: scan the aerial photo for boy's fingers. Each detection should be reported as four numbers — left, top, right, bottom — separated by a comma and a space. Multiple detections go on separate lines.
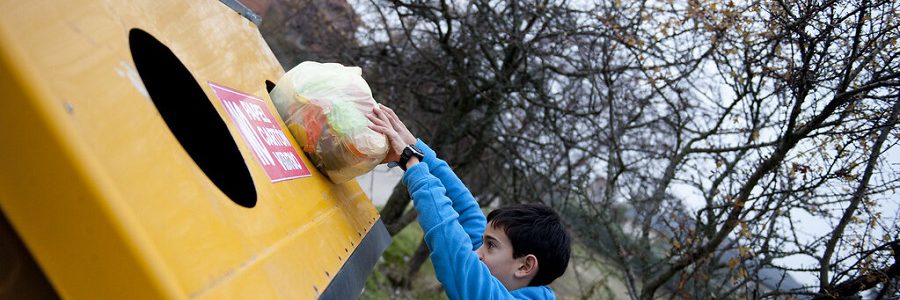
367, 109, 382, 120
368, 116, 407, 160
373, 106, 390, 123
369, 108, 385, 120
382, 105, 401, 122
369, 122, 394, 135
368, 124, 401, 145
366, 113, 389, 127
386, 113, 405, 132
378, 104, 399, 123
365, 112, 380, 123
380, 104, 409, 135
367, 124, 387, 134
380, 104, 395, 116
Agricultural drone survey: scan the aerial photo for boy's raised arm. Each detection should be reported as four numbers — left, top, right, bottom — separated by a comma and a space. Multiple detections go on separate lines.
368, 105, 527, 299
366, 105, 486, 250
415, 139, 487, 250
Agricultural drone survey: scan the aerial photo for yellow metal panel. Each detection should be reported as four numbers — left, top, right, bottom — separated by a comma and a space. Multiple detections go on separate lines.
0, 0, 382, 299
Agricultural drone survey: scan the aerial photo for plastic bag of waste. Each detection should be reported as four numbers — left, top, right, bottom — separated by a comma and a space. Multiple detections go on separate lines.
269, 61, 388, 183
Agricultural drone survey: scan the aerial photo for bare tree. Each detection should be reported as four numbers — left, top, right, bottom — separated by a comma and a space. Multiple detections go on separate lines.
555, 0, 900, 299
262, 0, 900, 297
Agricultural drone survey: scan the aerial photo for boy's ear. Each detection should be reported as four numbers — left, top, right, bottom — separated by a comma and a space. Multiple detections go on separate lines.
514, 254, 539, 279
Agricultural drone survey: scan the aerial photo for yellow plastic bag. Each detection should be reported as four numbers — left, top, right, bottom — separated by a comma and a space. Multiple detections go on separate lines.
270, 61, 388, 183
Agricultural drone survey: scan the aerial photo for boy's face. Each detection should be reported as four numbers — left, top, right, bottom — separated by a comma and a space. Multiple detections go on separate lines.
476, 221, 536, 290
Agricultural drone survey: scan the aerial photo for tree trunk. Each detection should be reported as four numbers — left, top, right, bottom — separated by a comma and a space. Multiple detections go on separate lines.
380, 184, 412, 236
403, 238, 432, 288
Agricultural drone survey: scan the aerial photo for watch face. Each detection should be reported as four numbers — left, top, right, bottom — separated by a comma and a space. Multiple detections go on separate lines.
410, 146, 424, 156
407, 145, 424, 157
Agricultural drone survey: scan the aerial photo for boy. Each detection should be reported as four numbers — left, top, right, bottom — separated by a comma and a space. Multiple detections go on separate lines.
368, 105, 571, 299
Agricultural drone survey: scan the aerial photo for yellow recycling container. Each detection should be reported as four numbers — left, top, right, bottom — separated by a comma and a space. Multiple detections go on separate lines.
0, 0, 389, 299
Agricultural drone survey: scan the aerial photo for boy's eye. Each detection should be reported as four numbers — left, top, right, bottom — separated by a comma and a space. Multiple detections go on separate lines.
487, 242, 495, 249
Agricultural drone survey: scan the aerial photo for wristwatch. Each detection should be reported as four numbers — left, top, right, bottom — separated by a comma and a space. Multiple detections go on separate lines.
397, 144, 425, 171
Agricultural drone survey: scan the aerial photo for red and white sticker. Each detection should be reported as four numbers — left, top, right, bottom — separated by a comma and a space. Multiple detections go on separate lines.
208, 82, 311, 182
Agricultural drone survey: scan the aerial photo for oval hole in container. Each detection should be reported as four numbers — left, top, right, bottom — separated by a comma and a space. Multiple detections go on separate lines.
129, 28, 257, 208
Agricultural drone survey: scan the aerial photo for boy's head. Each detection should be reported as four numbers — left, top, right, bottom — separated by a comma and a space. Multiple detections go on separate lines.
477, 203, 571, 290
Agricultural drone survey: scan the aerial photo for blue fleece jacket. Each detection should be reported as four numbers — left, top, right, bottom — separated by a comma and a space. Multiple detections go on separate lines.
401, 140, 556, 300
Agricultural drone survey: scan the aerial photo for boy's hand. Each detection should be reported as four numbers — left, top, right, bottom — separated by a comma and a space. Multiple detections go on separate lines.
367, 104, 417, 164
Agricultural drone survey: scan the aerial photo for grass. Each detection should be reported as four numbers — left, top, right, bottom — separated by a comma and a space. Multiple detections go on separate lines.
361, 220, 448, 300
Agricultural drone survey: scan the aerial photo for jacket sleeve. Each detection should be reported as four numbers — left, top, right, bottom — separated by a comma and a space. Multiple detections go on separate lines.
403, 164, 515, 300
415, 139, 487, 250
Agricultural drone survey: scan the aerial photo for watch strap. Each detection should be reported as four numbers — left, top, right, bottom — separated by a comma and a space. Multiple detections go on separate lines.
398, 144, 424, 171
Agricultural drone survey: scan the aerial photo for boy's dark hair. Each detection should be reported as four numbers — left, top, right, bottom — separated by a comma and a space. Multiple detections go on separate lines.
486, 203, 571, 286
